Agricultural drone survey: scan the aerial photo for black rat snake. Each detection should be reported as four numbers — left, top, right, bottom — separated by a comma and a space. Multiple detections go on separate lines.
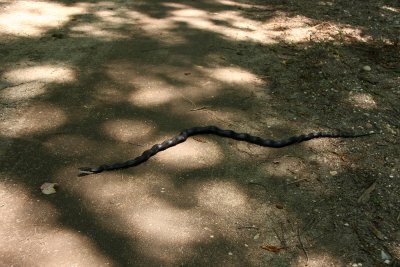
78, 126, 374, 176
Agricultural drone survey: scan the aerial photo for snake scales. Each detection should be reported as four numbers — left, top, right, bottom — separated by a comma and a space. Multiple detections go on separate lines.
78, 125, 374, 176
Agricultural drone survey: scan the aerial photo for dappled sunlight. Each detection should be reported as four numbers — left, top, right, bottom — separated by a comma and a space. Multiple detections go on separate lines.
302, 137, 342, 152
70, 23, 127, 40
169, 5, 268, 43
0, 180, 110, 266
2, 65, 76, 84
348, 92, 377, 109
264, 14, 369, 43
0, 181, 58, 226
102, 119, 155, 143
0, 102, 67, 138
216, 0, 267, 9
0, 0, 84, 37
132, 205, 203, 244
0, 0, 395, 265
301, 138, 349, 171
69, 174, 205, 263
105, 60, 267, 109
156, 138, 223, 169
123, 9, 185, 44
93, 83, 128, 103
27, 229, 113, 266
0, 82, 47, 101
131, 204, 205, 263
196, 180, 247, 217
147, 3, 370, 44
206, 66, 263, 86
294, 252, 344, 266
129, 87, 180, 107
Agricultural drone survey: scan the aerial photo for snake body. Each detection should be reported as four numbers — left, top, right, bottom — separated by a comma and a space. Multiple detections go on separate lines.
78, 126, 373, 176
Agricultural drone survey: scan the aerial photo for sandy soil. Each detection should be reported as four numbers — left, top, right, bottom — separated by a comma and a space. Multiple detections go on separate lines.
0, 0, 399, 266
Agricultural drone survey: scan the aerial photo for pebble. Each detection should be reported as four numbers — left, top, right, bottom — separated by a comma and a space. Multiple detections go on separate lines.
253, 233, 260, 240
228, 252, 233, 256
381, 250, 391, 261
330, 171, 338, 176
362, 65, 371, 71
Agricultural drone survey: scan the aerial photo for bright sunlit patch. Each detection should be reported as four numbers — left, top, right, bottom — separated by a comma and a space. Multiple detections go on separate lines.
196, 181, 247, 215
217, 0, 264, 9
348, 92, 377, 109
0, 1, 84, 37
294, 252, 343, 267
102, 119, 154, 143
3, 65, 75, 84
133, 205, 201, 244
206, 67, 261, 85
156, 138, 223, 169
0, 103, 67, 137
128, 88, 179, 107
0, 82, 47, 101
70, 23, 126, 40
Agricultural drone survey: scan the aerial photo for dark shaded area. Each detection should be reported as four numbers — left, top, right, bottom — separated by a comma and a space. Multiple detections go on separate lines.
0, 0, 399, 266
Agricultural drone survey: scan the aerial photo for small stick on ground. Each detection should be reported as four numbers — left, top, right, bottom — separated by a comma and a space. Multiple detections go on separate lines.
190, 106, 209, 111
237, 225, 259, 230
297, 226, 309, 265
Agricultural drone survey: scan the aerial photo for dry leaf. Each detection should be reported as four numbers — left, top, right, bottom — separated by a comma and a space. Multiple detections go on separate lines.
40, 183, 58, 195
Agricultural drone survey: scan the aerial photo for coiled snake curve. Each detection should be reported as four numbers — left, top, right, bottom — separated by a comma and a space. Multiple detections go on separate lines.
78, 125, 374, 176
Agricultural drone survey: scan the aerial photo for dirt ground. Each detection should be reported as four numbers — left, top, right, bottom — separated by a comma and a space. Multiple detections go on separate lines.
0, 0, 399, 266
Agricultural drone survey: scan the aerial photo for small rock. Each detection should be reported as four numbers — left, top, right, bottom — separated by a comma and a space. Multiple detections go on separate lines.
253, 233, 260, 240
330, 171, 338, 176
381, 250, 391, 261
362, 65, 371, 71
228, 252, 233, 256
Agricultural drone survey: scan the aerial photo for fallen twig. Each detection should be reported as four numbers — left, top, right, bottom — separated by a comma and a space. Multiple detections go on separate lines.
237, 225, 259, 230
190, 106, 209, 111
297, 226, 309, 264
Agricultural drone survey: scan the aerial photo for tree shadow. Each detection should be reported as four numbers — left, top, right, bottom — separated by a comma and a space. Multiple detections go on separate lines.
0, 0, 398, 266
